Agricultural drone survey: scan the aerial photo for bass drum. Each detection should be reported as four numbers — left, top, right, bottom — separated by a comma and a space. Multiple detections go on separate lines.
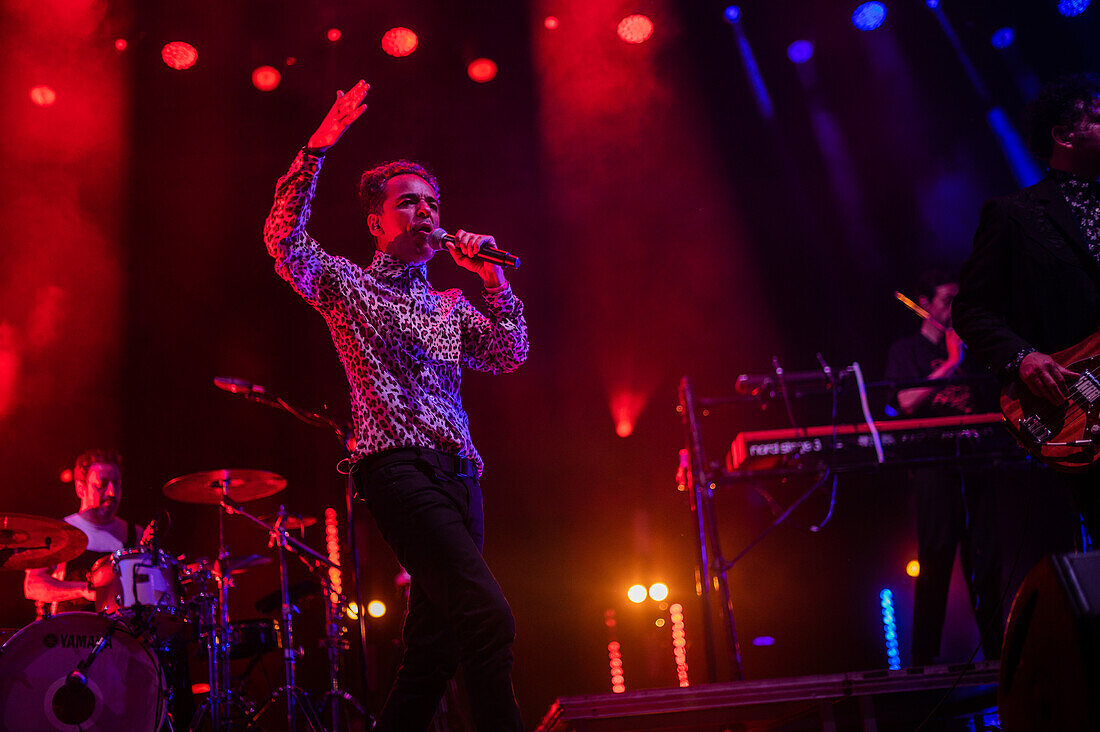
0, 612, 166, 732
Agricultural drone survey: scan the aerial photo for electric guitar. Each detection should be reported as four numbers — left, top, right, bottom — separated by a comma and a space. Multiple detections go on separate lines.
1000, 329, 1100, 472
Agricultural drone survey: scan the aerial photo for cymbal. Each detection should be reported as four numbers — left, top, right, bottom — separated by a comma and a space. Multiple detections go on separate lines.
182, 553, 272, 580
163, 469, 286, 504
259, 512, 317, 531
0, 513, 88, 571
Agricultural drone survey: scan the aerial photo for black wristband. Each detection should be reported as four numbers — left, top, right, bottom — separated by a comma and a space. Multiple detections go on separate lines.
1002, 347, 1036, 379
303, 146, 327, 158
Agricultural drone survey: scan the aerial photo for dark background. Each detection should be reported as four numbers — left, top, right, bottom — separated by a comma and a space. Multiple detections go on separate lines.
1, 0, 1097, 725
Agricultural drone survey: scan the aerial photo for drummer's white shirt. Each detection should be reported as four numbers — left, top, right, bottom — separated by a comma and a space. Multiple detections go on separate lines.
63, 512, 126, 553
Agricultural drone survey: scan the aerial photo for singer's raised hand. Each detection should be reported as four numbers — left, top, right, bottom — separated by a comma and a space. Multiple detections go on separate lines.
447, 229, 506, 287
307, 79, 370, 153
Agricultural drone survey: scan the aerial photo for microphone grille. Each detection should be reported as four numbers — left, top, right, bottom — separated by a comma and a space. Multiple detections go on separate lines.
428, 228, 448, 250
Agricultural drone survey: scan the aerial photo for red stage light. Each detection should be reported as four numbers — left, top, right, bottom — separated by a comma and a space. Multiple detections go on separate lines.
285, 57, 297, 66
114, 38, 127, 52
467, 58, 497, 83
251, 65, 281, 92
162, 41, 198, 70
29, 85, 57, 107
382, 27, 418, 57
544, 16, 560, 30
617, 14, 654, 44
327, 27, 342, 42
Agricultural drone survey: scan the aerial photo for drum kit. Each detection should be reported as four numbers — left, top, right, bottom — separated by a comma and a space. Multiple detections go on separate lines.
0, 468, 367, 732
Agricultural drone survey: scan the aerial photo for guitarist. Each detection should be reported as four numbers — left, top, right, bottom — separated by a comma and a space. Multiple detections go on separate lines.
954, 73, 1100, 541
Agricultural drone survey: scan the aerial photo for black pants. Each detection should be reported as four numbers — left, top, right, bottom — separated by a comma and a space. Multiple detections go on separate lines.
910, 467, 1004, 666
353, 447, 523, 732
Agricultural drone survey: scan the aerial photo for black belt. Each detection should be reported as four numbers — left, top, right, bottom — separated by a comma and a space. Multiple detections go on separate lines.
355, 446, 477, 478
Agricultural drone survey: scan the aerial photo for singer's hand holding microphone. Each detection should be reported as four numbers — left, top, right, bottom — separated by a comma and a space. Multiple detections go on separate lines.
430, 228, 521, 276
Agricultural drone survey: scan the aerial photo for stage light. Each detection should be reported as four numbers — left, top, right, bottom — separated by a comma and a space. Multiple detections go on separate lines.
251, 65, 281, 92
382, 27, 419, 57
192, 683, 211, 695
724, 6, 742, 23
648, 582, 669, 602
852, 2, 887, 31
879, 589, 901, 670
162, 41, 198, 70
544, 16, 559, 30
655, 618, 665, 628
787, 40, 814, 64
669, 603, 689, 687
346, 601, 359, 620
327, 27, 342, 42
29, 85, 57, 107
608, 640, 625, 693
752, 635, 775, 646
617, 14, 654, 44
285, 57, 296, 66
990, 27, 1015, 48
1058, 0, 1090, 17
59, 468, 74, 483
906, 559, 921, 577
367, 600, 386, 618
114, 38, 127, 52
467, 58, 498, 83
325, 508, 343, 604
925, 0, 939, 7
627, 584, 647, 603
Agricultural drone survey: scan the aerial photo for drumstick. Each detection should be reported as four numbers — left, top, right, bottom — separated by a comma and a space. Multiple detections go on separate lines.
894, 291, 946, 332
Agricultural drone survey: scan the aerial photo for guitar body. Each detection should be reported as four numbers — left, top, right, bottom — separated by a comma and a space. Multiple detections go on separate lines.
1001, 329, 1100, 472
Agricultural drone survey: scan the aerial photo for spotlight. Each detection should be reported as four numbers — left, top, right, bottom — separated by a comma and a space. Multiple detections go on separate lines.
382, 27, 419, 57
648, 583, 669, 602
29, 85, 57, 107
617, 14, 654, 44
114, 38, 127, 52
990, 27, 1015, 48
925, 0, 940, 8
852, 2, 887, 31
251, 65, 281, 92
787, 40, 814, 64
467, 58, 498, 83
327, 28, 342, 42
544, 16, 560, 30
162, 41, 198, 70
627, 584, 647, 603
906, 559, 921, 577
367, 600, 386, 618
724, 6, 742, 23
1057, 0, 1090, 17
752, 635, 775, 646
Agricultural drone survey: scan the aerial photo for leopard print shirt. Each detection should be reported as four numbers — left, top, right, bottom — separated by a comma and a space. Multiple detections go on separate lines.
263, 149, 528, 475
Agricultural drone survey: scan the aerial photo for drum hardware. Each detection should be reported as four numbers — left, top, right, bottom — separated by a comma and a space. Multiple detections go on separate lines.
316, 572, 366, 731
164, 469, 285, 732
0, 512, 88, 570
260, 512, 318, 531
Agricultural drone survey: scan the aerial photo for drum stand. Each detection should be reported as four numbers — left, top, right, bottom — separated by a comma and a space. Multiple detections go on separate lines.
316, 573, 367, 731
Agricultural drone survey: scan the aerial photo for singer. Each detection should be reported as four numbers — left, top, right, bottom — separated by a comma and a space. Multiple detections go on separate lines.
263, 80, 528, 730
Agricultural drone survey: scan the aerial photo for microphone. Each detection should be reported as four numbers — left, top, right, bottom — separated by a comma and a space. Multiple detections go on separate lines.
214, 376, 265, 395
428, 228, 521, 269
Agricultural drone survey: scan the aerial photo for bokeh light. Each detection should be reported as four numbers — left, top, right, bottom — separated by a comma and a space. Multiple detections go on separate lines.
752, 635, 776, 647
906, 559, 921, 577
114, 38, 127, 52
852, 2, 887, 31
29, 85, 57, 107
467, 58, 498, 83
925, 0, 940, 7
627, 584, 647, 603
617, 14, 654, 44
367, 600, 387, 618
544, 16, 559, 30
162, 41, 198, 70
285, 57, 297, 66
787, 40, 814, 64
1058, 0, 1091, 17
655, 617, 666, 627
346, 601, 359, 620
648, 582, 669, 602
251, 65, 281, 92
724, 6, 742, 23
326, 27, 342, 42
382, 27, 419, 57
990, 27, 1015, 48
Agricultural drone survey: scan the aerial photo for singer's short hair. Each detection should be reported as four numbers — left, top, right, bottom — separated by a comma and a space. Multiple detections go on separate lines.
1027, 72, 1100, 159
914, 269, 957, 303
74, 449, 122, 485
358, 160, 441, 224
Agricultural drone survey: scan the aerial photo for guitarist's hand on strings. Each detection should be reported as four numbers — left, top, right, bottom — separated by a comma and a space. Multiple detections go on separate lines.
1018, 351, 1079, 405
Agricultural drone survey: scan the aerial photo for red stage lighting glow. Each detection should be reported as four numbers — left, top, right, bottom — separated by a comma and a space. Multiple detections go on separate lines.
544, 16, 560, 30
251, 65, 281, 92
616, 14, 654, 44
610, 390, 645, 438
285, 57, 296, 66
382, 27, 418, 57
467, 58, 498, 83
162, 41, 198, 70
114, 38, 127, 52
327, 27, 342, 42
29, 85, 57, 107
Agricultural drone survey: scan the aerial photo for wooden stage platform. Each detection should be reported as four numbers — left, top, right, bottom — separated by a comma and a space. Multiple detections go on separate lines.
537, 661, 1000, 731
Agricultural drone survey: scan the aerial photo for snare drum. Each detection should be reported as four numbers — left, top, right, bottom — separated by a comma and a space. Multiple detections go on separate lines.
90, 548, 184, 642
0, 612, 166, 731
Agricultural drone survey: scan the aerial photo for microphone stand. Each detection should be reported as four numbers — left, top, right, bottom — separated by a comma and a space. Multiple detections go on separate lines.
214, 381, 373, 721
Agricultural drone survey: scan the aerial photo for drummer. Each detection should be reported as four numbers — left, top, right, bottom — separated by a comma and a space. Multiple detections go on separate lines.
23, 449, 143, 612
